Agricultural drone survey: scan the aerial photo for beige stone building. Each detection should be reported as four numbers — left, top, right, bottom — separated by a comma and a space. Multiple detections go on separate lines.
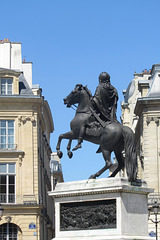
0, 39, 56, 239
121, 64, 160, 236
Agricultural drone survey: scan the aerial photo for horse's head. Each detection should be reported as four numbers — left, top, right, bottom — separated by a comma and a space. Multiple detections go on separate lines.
63, 84, 83, 107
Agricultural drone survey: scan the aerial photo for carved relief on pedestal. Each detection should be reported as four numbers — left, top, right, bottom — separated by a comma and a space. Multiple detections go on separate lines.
60, 199, 116, 231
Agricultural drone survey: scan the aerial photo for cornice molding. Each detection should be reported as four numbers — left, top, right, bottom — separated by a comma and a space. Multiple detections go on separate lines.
135, 97, 160, 116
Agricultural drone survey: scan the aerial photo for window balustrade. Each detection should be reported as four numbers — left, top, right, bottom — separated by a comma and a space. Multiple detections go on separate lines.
0, 194, 43, 205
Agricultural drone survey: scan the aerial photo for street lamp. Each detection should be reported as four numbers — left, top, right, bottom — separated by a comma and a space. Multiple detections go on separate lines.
0, 204, 4, 220
148, 200, 160, 240
50, 159, 62, 174
50, 154, 63, 191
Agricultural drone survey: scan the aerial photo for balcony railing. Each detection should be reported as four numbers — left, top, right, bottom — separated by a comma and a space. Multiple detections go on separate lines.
0, 144, 17, 150
0, 194, 15, 203
22, 194, 42, 205
148, 193, 160, 205
0, 194, 42, 205
0, 234, 17, 239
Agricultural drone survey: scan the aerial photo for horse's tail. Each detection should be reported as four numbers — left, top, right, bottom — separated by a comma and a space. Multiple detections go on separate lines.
122, 126, 137, 182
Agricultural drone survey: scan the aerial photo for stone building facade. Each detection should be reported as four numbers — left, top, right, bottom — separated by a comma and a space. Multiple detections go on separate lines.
121, 64, 160, 236
0, 39, 55, 240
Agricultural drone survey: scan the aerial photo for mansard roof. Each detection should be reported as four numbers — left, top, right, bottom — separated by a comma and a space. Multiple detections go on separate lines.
19, 74, 34, 95
123, 66, 160, 104
124, 79, 135, 103
0, 67, 34, 96
147, 64, 160, 98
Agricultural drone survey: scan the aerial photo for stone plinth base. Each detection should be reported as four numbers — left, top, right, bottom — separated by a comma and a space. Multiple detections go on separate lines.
49, 177, 153, 240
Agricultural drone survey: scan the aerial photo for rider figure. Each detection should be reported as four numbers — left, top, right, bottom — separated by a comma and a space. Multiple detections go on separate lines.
72, 72, 118, 151
92, 72, 118, 122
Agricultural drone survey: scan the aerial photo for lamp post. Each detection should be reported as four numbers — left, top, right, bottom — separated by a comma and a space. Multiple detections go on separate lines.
148, 201, 160, 240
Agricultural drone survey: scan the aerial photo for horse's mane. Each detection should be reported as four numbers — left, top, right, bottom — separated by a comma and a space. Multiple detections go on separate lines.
75, 84, 92, 98
83, 85, 92, 98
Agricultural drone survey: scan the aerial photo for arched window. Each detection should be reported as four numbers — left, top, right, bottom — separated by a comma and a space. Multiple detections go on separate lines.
0, 223, 18, 240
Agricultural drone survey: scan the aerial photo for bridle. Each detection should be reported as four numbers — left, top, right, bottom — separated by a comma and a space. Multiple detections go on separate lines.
67, 84, 92, 113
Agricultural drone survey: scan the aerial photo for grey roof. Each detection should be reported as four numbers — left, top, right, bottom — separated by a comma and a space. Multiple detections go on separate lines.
124, 79, 135, 103
0, 67, 39, 97
0, 67, 33, 95
19, 74, 34, 95
147, 65, 160, 98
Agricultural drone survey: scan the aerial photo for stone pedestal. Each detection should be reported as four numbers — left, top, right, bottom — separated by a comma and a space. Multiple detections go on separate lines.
49, 177, 153, 240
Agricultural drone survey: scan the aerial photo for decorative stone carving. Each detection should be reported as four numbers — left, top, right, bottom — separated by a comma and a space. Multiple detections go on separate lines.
18, 115, 36, 126
146, 116, 160, 125
5, 216, 12, 222
146, 116, 152, 124
154, 117, 159, 125
19, 154, 23, 166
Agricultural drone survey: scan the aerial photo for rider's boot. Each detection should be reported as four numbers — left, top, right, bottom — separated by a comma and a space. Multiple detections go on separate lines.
72, 138, 83, 151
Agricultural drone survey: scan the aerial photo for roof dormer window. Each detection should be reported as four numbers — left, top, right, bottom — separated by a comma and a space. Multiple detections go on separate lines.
1, 78, 13, 95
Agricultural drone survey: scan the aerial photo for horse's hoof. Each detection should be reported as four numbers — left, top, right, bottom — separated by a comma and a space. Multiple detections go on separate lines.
88, 175, 96, 179
57, 150, 63, 158
68, 151, 73, 159
108, 175, 113, 178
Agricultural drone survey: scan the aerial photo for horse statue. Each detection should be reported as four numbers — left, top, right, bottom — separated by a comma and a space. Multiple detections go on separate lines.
56, 84, 137, 182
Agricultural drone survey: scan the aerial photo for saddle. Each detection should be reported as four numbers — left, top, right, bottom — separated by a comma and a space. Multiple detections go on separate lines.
86, 120, 111, 137
86, 121, 101, 136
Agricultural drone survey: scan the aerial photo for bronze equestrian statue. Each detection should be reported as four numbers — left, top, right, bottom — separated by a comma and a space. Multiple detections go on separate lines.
56, 72, 137, 182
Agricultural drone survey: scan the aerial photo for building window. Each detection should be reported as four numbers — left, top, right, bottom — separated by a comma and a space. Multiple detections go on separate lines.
0, 163, 15, 203
0, 223, 18, 240
1, 78, 13, 95
0, 120, 15, 149
53, 178, 58, 186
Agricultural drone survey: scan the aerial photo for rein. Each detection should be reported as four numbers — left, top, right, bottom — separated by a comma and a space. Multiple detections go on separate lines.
76, 110, 91, 114
70, 103, 91, 114
70, 104, 90, 114
70, 105, 77, 111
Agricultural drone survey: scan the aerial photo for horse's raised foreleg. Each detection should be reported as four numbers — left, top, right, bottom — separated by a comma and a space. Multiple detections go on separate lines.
89, 150, 113, 179
67, 139, 73, 158
56, 131, 75, 158
72, 125, 86, 151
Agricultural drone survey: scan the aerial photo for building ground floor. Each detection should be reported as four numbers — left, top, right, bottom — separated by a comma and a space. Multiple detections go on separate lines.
0, 204, 53, 240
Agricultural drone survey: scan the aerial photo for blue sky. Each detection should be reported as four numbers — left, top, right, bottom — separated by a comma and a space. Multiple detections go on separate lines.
1, 0, 160, 181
